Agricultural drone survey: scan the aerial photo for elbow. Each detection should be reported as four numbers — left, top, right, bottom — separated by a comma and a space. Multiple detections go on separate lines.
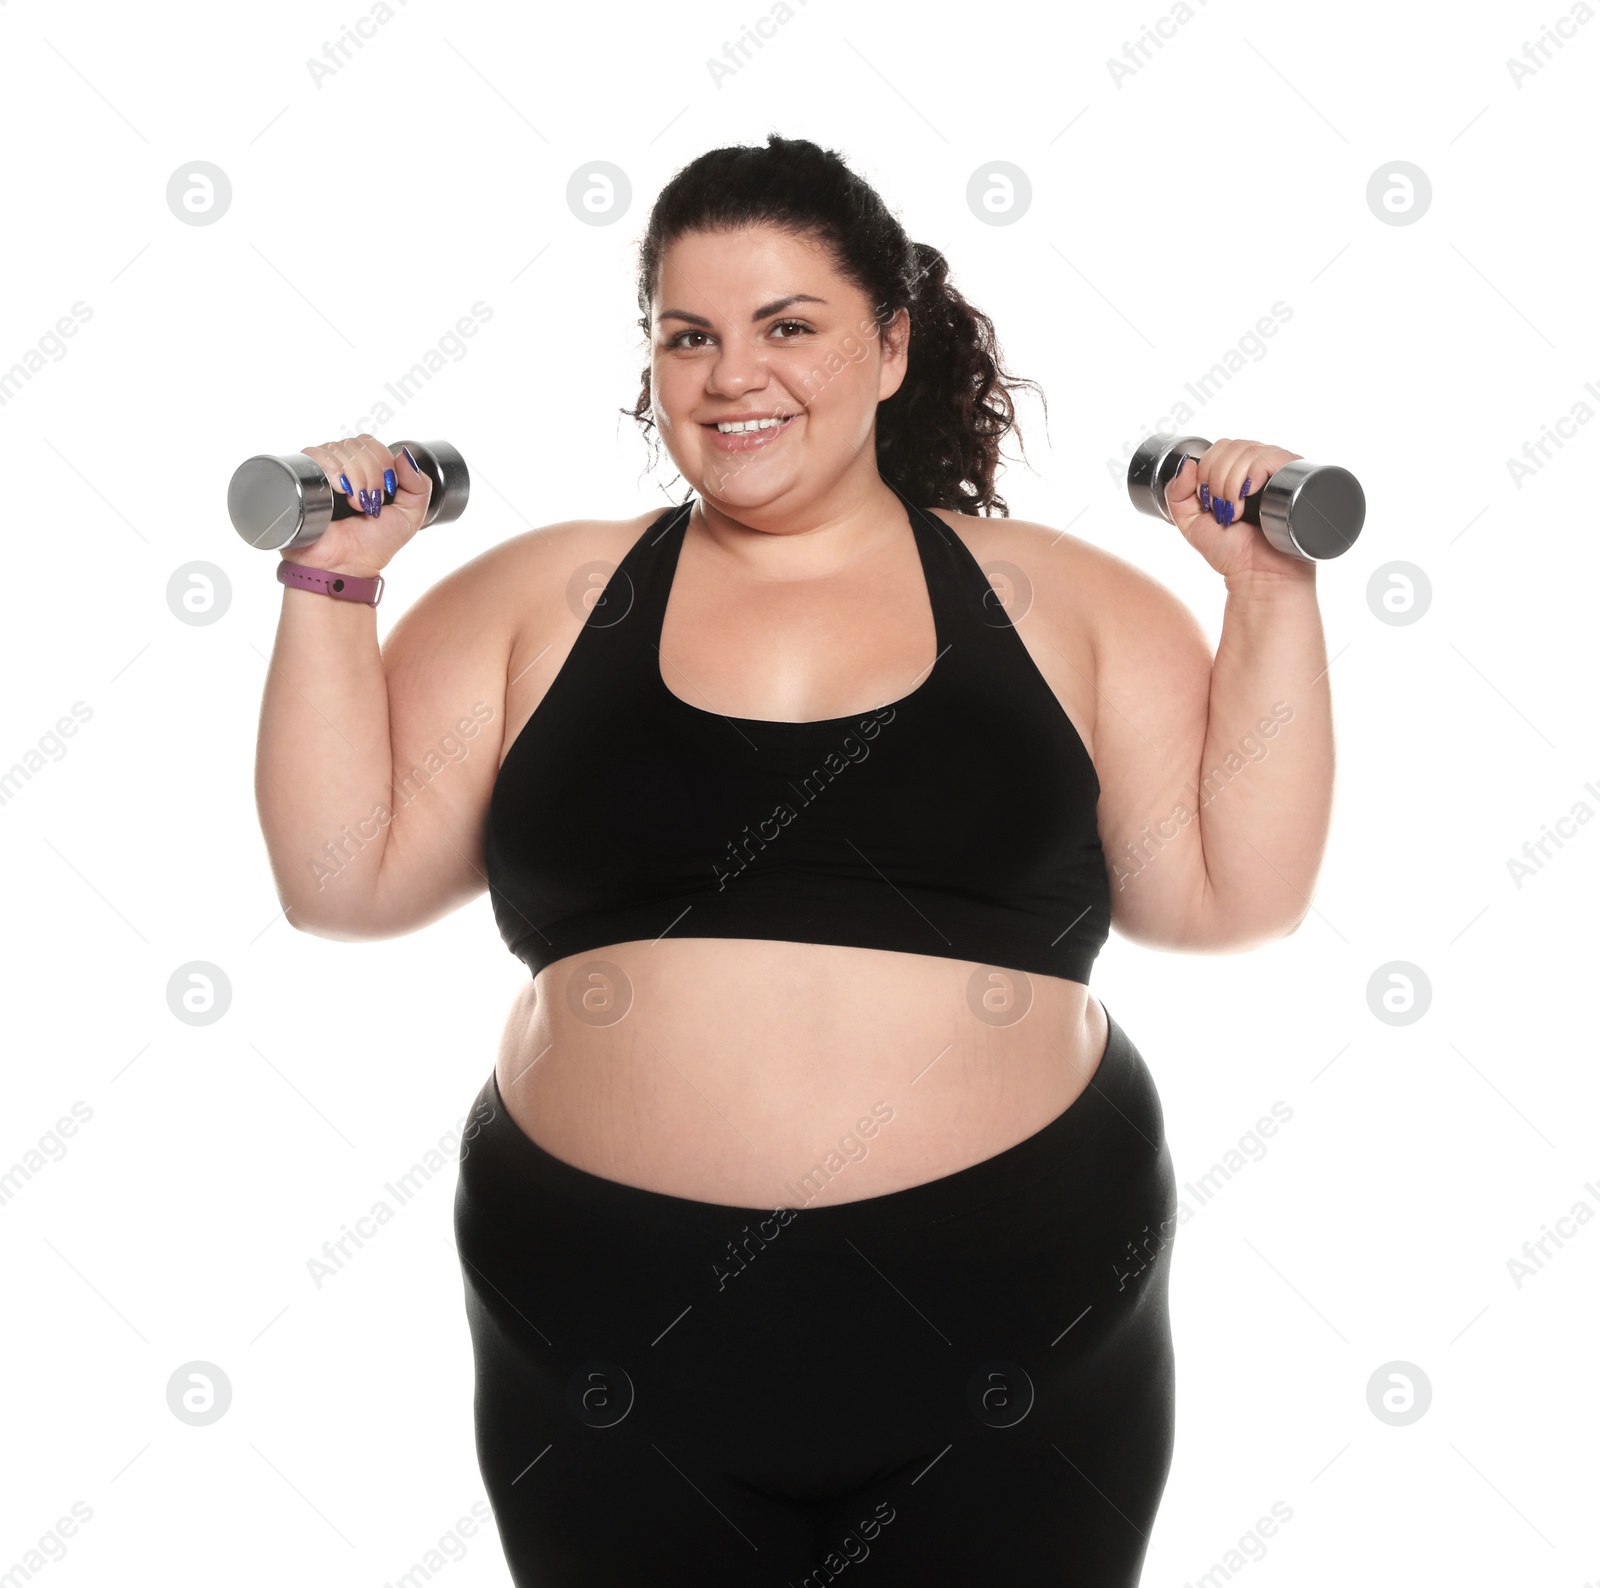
282, 900, 348, 940
269, 853, 388, 940
1107, 864, 1310, 956
1187, 868, 1312, 952
284, 906, 392, 944
1192, 923, 1295, 955
272, 878, 342, 939
279, 889, 386, 942
1211, 910, 1308, 953
1197, 921, 1302, 955
1182, 897, 1309, 954
1282, 906, 1310, 938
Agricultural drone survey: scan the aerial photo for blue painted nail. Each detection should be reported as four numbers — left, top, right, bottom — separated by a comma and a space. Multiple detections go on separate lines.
1240, 476, 1251, 496
340, 473, 353, 495
1199, 482, 1211, 510
384, 467, 396, 496
1212, 499, 1224, 524
402, 445, 420, 474
1223, 499, 1235, 526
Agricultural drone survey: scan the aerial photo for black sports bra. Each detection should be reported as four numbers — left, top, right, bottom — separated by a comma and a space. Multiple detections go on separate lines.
483, 482, 1111, 984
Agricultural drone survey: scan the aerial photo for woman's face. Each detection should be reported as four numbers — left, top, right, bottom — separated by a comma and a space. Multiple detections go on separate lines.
648, 224, 909, 517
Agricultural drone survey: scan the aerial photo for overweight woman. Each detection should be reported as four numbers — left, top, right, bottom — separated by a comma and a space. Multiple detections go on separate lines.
256, 134, 1332, 1587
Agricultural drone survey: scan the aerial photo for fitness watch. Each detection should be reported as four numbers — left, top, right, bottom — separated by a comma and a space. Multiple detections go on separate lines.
276, 560, 385, 607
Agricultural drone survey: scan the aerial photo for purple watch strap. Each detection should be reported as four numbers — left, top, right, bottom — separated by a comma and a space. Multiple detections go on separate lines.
277, 561, 385, 606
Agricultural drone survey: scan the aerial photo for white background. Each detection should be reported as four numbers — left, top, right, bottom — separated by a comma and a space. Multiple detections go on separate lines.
1, 0, 1595, 1583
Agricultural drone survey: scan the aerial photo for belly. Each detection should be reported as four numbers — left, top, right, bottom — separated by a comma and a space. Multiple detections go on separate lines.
493, 938, 1108, 1207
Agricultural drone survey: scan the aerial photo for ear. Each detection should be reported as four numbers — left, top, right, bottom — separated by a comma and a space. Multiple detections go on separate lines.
875, 307, 912, 404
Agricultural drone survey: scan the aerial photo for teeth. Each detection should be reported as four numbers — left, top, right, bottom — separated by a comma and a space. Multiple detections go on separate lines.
715, 416, 788, 433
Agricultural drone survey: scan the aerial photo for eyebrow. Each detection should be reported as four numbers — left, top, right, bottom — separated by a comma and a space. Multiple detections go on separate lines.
654, 293, 827, 329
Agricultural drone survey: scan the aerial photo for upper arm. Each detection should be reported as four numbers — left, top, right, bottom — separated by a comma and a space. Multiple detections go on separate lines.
363, 536, 528, 936
1073, 543, 1216, 949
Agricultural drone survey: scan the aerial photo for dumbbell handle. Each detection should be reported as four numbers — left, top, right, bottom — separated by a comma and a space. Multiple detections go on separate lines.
1126, 433, 1364, 561
227, 438, 470, 551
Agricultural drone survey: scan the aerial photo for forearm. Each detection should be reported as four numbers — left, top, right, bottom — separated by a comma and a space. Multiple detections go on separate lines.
1194, 568, 1334, 943
254, 582, 395, 932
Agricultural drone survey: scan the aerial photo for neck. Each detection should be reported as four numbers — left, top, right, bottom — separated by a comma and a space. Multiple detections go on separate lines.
689, 476, 910, 578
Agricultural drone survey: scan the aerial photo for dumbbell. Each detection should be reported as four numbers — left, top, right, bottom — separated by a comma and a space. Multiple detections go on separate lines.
1126, 433, 1364, 561
227, 438, 470, 551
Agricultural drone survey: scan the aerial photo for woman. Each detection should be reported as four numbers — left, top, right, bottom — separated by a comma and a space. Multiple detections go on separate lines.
257, 134, 1332, 1586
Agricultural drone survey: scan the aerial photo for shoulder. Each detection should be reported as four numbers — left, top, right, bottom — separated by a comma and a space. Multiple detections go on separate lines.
383, 508, 671, 725
456, 506, 678, 714
472, 504, 670, 588
401, 505, 671, 637
922, 504, 1210, 663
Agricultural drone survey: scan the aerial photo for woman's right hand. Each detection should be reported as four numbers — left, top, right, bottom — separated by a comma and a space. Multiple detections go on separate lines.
283, 434, 434, 577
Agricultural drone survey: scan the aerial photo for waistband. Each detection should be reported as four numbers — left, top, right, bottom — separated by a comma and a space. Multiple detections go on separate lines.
462, 1004, 1158, 1245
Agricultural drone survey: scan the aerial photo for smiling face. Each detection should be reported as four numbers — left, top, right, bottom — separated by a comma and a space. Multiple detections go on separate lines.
648, 224, 910, 521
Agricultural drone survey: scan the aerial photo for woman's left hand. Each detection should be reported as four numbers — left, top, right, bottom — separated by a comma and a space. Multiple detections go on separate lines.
1164, 437, 1315, 584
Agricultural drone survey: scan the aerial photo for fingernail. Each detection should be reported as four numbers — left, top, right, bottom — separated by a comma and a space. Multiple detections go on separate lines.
357, 488, 370, 513
1240, 477, 1251, 496
339, 473, 354, 495
1199, 483, 1211, 510
1212, 499, 1224, 524
402, 445, 420, 474
1223, 500, 1235, 526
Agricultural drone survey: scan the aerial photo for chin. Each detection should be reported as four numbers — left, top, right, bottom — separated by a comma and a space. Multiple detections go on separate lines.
694, 462, 800, 505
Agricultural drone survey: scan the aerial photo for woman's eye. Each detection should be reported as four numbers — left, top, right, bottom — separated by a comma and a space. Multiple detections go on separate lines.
664, 320, 814, 350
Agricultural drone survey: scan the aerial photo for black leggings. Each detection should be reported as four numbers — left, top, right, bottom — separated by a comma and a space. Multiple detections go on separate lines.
453, 1005, 1178, 1586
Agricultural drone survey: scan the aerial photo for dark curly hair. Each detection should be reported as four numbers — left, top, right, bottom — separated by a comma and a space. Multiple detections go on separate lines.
623, 134, 1045, 517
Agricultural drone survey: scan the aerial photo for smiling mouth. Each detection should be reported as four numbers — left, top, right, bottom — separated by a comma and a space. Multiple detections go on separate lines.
701, 413, 802, 449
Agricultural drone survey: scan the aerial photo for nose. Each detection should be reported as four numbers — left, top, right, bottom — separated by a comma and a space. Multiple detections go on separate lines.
705, 326, 770, 397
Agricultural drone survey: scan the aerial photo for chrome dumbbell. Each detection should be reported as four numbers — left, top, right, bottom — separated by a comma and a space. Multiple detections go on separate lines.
227, 438, 470, 551
1126, 433, 1365, 560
